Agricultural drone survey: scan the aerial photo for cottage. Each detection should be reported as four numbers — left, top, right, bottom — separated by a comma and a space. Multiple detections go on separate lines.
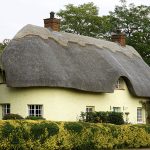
0, 13, 150, 123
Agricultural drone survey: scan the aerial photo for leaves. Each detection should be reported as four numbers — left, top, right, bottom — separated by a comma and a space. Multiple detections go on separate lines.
57, 2, 150, 66
110, 1, 150, 65
57, 2, 111, 38
0, 39, 10, 55
1, 121, 150, 149
0, 43, 5, 54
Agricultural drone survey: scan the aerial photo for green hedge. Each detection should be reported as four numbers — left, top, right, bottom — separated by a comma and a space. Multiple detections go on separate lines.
0, 121, 150, 149
30, 122, 59, 141
3, 114, 24, 120
81, 111, 124, 125
25, 116, 45, 120
64, 122, 83, 133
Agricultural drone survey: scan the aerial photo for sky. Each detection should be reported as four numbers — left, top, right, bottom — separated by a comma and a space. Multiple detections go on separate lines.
0, 0, 149, 42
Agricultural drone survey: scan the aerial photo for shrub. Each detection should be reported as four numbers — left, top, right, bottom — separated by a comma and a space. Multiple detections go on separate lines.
30, 122, 59, 140
96, 111, 108, 123
64, 122, 83, 133
85, 112, 97, 122
107, 112, 124, 125
25, 116, 45, 120
134, 124, 150, 134
1, 121, 31, 148
3, 114, 24, 120
1, 122, 15, 138
81, 111, 124, 125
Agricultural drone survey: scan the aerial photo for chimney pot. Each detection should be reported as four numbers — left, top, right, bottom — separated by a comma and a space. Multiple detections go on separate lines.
50, 11, 55, 19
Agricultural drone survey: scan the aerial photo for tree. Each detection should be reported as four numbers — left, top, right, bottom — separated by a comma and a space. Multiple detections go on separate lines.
57, 1, 150, 65
57, 2, 111, 38
0, 43, 5, 55
110, 0, 150, 65
0, 39, 10, 56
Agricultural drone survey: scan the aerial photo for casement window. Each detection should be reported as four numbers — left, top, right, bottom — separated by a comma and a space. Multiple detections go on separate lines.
115, 78, 124, 90
2, 104, 10, 117
113, 107, 121, 112
28, 105, 43, 117
137, 107, 143, 123
86, 106, 95, 112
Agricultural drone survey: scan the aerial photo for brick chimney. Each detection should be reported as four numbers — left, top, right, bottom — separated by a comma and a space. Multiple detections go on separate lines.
44, 12, 60, 31
111, 30, 126, 47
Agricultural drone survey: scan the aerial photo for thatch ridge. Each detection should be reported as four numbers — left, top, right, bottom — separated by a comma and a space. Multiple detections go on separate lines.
14, 24, 141, 58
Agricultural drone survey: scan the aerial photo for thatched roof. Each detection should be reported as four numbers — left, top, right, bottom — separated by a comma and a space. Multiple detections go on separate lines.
1, 24, 150, 97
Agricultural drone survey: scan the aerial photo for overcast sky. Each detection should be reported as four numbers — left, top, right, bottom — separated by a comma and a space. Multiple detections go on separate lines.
0, 0, 149, 42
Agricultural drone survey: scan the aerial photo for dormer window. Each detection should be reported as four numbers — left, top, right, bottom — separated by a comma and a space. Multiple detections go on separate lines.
115, 78, 125, 90
116, 80, 120, 89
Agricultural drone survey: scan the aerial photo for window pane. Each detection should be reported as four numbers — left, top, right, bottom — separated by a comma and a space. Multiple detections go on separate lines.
36, 105, 39, 109
31, 109, 34, 115
7, 108, 10, 114
7, 104, 10, 109
36, 110, 39, 114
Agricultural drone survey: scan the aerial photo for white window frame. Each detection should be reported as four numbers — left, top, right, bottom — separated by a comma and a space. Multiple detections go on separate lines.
113, 107, 121, 112
86, 106, 95, 112
2, 104, 10, 117
137, 107, 143, 123
28, 105, 43, 117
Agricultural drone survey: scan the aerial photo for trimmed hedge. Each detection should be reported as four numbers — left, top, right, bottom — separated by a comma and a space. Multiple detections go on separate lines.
30, 122, 59, 141
0, 121, 150, 149
64, 122, 83, 133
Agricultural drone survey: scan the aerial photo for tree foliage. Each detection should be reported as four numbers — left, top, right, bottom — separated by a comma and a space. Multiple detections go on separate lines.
110, 0, 150, 65
57, 2, 111, 38
0, 39, 10, 55
57, 1, 150, 66
0, 43, 6, 54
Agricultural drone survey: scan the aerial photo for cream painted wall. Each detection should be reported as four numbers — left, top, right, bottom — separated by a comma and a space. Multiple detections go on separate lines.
0, 80, 147, 124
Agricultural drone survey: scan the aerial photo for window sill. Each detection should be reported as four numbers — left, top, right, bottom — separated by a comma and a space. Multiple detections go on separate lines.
137, 121, 143, 124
